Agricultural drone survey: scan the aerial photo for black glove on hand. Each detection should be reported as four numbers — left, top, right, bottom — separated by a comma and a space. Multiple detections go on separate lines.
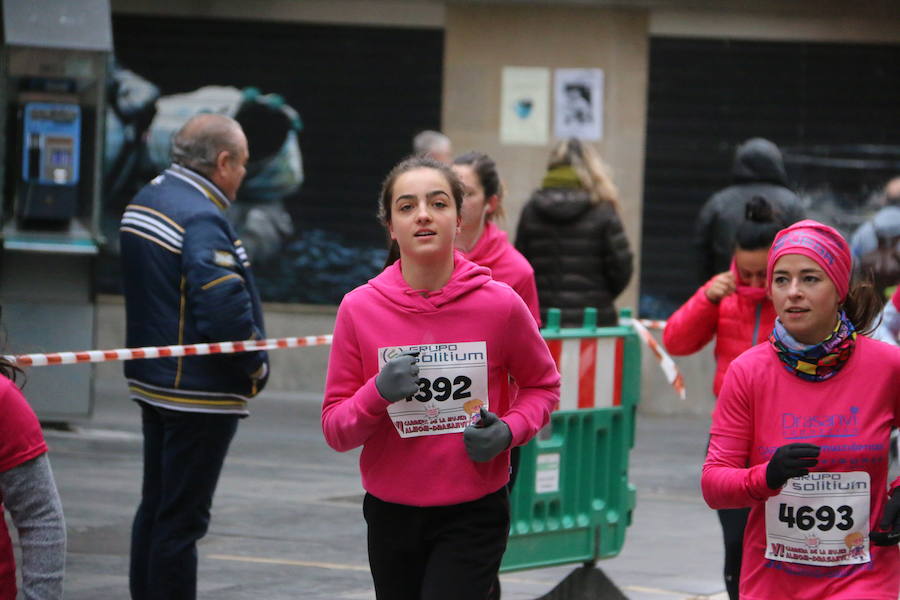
871, 489, 900, 546
463, 408, 512, 463
765, 443, 820, 490
375, 351, 419, 403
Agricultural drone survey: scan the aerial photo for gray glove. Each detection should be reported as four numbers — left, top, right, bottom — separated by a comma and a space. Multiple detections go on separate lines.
464, 408, 512, 462
375, 351, 419, 402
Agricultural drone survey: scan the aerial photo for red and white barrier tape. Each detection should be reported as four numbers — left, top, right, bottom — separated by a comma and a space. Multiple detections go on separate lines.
5, 320, 674, 400
4, 335, 333, 367
625, 318, 685, 400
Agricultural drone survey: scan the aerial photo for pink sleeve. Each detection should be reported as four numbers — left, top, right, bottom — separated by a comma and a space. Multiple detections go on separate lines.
662, 282, 719, 356
893, 360, 900, 492
321, 301, 391, 452
517, 274, 542, 327
500, 295, 560, 447
0, 378, 47, 473
894, 363, 900, 430
891, 355, 900, 494
702, 434, 776, 508
702, 362, 779, 508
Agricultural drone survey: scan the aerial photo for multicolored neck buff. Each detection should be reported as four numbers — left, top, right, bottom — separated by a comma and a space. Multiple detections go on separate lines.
730, 257, 767, 303
769, 310, 857, 382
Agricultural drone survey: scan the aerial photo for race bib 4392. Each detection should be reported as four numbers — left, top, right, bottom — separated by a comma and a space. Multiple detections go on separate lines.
380, 342, 488, 438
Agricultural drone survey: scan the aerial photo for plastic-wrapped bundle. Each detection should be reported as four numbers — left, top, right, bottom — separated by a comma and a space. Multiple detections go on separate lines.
141, 85, 304, 262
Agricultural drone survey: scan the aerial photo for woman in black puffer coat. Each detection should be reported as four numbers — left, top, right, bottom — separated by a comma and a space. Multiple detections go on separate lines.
515, 138, 633, 327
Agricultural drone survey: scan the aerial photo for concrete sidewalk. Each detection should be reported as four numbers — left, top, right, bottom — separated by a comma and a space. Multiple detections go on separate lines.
42, 381, 728, 600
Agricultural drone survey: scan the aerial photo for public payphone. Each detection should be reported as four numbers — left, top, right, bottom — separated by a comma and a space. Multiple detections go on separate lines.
0, 0, 111, 422
19, 101, 82, 223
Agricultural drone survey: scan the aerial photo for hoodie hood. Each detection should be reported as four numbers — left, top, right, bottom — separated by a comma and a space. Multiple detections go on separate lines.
731, 137, 789, 187
729, 257, 768, 303
530, 187, 593, 223
368, 250, 493, 313
466, 221, 509, 269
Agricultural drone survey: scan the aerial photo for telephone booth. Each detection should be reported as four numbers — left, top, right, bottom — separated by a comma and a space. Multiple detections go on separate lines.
0, 0, 111, 420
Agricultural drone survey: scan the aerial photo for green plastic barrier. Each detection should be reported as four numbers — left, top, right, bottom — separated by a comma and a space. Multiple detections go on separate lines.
500, 307, 641, 572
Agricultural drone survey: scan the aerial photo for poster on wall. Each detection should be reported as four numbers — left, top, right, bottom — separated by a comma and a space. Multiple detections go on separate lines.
499, 66, 550, 146
554, 68, 603, 141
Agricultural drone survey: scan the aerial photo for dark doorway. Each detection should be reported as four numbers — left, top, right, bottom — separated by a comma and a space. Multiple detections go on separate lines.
640, 37, 900, 318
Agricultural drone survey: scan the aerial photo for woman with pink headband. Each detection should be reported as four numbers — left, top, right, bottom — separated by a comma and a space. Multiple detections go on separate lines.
702, 219, 900, 599
664, 197, 784, 600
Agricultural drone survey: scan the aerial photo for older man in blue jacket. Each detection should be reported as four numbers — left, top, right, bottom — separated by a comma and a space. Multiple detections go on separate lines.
120, 113, 268, 600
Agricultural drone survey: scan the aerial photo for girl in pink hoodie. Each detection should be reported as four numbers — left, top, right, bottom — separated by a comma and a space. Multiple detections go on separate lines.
322, 156, 560, 600
702, 220, 900, 600
451, 152, 540, 325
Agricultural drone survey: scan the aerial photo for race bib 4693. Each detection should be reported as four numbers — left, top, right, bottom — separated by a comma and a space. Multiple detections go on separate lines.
765, 471, 871, 567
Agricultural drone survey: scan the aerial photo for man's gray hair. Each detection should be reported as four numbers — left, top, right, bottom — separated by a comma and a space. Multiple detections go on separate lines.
413, 130, 450, 157
171, 113, 242, 175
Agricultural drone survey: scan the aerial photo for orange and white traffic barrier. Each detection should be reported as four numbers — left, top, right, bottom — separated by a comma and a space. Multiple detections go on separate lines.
546, 337, 624, 410
4, 335, 333, 367
626, 318, 685, 400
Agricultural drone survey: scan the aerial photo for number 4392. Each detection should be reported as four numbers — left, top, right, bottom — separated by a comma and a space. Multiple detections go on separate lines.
405, 375, 473, 402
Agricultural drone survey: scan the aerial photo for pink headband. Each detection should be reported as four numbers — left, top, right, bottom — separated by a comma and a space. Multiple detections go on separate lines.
767, 219, 851, 301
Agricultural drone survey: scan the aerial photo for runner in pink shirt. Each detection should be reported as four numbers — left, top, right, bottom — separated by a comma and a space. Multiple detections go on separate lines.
664, 196, 783, 600
451, 151, 541, 600
322, 156, 560, 600
702, 219, 900, 599
451, 152, 540, 325
0, 355, 66, 599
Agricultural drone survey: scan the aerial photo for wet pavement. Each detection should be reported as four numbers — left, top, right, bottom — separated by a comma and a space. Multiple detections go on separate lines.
41, 381, 729, 600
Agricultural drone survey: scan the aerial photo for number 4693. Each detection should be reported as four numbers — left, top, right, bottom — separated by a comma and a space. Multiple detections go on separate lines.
778, 504, 854, 532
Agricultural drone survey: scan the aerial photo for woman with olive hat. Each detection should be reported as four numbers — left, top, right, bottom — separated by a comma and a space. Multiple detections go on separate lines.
701, 219, 900, 599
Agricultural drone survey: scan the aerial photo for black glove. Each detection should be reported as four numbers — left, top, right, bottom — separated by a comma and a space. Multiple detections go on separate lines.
375, 351, 419, 403
463, 408, 512, 463
871, 489, 900, 546
765, 443, 820, 490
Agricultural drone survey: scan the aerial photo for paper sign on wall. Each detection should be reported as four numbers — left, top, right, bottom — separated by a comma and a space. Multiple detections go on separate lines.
554, 68, 603, 141
500, 66, 550, 146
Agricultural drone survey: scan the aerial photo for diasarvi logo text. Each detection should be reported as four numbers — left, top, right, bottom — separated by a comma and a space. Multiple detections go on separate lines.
782, 406, 859, 440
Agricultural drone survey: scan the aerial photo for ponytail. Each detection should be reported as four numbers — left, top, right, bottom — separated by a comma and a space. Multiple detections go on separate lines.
844, 277, 884, 336
0, 322, 23, 385
0, 357, 22, 384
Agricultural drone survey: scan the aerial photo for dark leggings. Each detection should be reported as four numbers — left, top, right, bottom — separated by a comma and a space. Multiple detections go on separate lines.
717, 507, 749, 600
484, 447, 522, 600
363, 488, 510, 600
